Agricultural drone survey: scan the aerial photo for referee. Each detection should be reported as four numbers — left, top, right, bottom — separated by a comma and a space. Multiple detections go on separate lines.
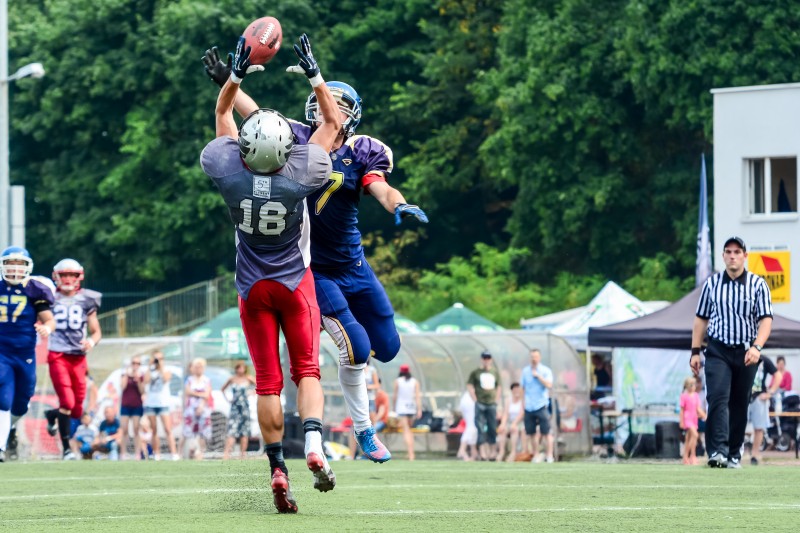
691, 236, 773, 469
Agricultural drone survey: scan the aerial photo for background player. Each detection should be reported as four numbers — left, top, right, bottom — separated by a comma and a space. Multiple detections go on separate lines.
203, 48, 429, 463
201, 33, 340, 513
0, 247, 55, 462
44, 258, 102, 460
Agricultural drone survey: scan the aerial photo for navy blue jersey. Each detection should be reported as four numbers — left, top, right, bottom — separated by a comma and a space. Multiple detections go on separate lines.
290, 122, 394, 270
0, 278, 55, 354
201, 136, 332, 298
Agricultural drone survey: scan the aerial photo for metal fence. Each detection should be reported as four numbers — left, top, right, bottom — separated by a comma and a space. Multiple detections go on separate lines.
96, 276, 237, 337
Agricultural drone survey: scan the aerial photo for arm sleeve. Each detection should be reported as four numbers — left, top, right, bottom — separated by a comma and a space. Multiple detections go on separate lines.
695, 280, 712, 319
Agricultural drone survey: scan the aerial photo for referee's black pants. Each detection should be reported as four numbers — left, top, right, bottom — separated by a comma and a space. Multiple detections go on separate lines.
704, 338, 759, 460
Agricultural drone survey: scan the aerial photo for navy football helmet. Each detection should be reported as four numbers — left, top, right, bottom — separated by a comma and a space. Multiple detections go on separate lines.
1, 246, 33, 285
305, 81, 362, 138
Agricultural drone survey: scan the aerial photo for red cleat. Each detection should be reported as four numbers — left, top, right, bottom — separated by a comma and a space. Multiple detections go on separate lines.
306, 452, 336, 492
271, 468, 298, 514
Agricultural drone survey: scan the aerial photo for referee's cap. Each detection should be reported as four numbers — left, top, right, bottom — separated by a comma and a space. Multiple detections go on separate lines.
723, 236, 746, 251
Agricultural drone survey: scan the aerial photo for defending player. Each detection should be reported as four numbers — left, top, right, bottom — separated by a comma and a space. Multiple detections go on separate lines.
201, 33, 339, 514
0, 247, 55, 462
203, 49, 428, 464
43, 258, 102, 460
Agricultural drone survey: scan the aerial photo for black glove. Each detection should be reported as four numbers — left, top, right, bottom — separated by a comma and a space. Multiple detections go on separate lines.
231, 35, 264, 82
202, 46, 232, 88
286, 33, 320, 79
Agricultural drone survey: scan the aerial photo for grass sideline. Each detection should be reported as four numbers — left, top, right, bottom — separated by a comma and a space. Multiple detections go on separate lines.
2, 459, 800, 532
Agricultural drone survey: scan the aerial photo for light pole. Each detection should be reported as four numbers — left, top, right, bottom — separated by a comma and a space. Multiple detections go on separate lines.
1, 0, 45, 250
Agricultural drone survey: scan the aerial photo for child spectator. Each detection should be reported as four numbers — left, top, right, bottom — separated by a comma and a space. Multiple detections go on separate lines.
181, 358, 212, 460
139, 416, 154, 460
680, 377, 706, 465
457, 390, 478, 461
71, 412, 98, 460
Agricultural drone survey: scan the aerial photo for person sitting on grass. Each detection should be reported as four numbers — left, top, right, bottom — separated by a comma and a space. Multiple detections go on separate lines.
92, 406, 121, 460
71, 412, 98, 460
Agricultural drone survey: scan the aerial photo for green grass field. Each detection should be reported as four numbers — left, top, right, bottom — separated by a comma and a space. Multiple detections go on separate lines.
2, 458, 800, 532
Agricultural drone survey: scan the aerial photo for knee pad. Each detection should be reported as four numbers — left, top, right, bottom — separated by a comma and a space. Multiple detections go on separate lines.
322, 315, 371, 365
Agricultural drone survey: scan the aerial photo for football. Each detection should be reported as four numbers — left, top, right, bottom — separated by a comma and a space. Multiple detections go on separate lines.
242, 17, 282, 65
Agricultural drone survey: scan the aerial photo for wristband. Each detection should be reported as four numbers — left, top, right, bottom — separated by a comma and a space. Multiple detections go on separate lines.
308, 73, 324, 88
691, 347, 701, 356
87, 338, 96, 348
230, 73, 243, 85
44, 324, 53, 335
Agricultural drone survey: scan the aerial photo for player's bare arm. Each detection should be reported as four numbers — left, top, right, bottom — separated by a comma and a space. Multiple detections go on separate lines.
287, 34, 339, 152
215, 36, 265, 139
34, 310, 55, 338
81, 311, 101, 352
366, 180, 429, 226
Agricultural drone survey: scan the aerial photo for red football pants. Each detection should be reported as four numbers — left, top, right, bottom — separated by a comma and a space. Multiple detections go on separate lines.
239, 269, 321, 396
48, 351, 88, 418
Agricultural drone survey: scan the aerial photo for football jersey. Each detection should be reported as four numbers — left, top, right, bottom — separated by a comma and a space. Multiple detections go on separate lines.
0, 278, 55, 354
201, 136, 332, 298
49, 289, 102, 355
290, 122, 394, 270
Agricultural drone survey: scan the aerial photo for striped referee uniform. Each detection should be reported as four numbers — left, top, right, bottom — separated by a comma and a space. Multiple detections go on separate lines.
696, 268, 773, 463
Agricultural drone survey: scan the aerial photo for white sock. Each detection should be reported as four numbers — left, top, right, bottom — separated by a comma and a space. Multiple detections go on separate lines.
304, 429, 323, 457
338, 363, 371, 432
0, 410, 10, 451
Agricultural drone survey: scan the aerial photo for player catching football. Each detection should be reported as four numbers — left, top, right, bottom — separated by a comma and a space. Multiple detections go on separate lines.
201, 33, 340, 514
44, 258, 102, 460
0, 247, 55, 462
203, 42, 428, 464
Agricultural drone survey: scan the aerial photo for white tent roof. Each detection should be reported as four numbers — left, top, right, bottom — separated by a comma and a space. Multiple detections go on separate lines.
548, 281, 656, 350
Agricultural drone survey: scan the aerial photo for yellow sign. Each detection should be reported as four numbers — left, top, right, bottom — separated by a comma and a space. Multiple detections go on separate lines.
748, 251, 791, 303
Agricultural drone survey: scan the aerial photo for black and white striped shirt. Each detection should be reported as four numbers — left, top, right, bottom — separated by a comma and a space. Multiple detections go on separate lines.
696, 270, 773, 345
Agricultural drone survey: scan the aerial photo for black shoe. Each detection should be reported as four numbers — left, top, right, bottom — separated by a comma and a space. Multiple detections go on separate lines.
750, 457, 759, 466
0, 450, 5, 462
45, 410, 58, 437
6, 427, 17, 460
707, 452, 728, 468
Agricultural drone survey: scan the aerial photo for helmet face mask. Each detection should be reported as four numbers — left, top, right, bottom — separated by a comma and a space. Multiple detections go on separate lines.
238, 109, 295, 174
305, 81, 362, 139
1, 246, 33, 285
53, 258, 85, 292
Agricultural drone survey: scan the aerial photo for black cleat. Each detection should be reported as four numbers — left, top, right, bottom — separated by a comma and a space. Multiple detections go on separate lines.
6, 427, 17, 460
707, 452, 728, 468
45, 410, 58, 437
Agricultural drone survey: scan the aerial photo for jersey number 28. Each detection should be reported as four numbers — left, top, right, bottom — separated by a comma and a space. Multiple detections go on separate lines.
54, 304, 83, 330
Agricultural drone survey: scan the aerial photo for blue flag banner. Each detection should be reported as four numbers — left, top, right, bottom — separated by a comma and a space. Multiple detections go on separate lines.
696, 154, 712, 287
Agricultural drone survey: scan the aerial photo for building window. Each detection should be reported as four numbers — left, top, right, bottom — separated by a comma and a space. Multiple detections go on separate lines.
748, 157, 797, 215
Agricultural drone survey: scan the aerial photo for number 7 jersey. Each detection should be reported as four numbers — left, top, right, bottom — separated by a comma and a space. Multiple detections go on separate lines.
49, 288, 102, 355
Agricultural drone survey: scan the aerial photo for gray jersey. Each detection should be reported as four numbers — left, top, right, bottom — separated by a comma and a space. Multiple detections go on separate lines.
201, 137, 332, 298
49, 288, 102, 354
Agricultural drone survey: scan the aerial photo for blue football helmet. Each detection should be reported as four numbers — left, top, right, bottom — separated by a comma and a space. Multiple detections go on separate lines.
1, 246, 33, 285
305, 81, 363, 138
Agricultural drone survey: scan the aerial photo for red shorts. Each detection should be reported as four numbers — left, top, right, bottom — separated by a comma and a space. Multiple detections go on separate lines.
48, 351, 88, 418
239, 269, 321, 396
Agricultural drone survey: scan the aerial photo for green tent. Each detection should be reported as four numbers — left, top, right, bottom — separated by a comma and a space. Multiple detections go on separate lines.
394, 314, 422, 334
419, 302, 505, 333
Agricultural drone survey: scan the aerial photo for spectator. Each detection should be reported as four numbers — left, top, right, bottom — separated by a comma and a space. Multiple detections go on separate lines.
120, 357, 146, 460
365, 360, 380, 415
139, 416, 154, 460
591, 354, 612, 400
749, 355, 782, 466
93, 406, 121, 460
393, 364, 422, 461
143, 350, 179, 461
222, 362, 256, 460
182, 358, 212, 460
521, 348, 555, 463
84, 371, 99, 419
695, 376, 707, 456
680, 377, 706, 465
466, 350, 502, 460
372, 379, 389, 433
774, 356, 792, 392
496, 383, 524, 462
457, 390, 478, 461
71, 412, 98, 460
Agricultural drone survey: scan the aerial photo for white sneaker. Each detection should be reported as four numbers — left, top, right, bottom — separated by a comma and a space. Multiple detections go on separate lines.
532, 453, 543, 463
545, 456, 555, 463
63, 450, 77, 461
171, 453, 181, 461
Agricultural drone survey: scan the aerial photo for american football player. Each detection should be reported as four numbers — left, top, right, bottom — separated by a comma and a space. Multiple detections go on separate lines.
201, 34, 339, 514
0, 247, 55, 462
203, 46, 429, 464
43, 258, 102, 460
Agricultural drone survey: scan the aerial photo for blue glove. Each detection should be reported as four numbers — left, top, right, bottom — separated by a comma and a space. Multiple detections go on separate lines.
394, 203, 429, 225
231, 36, 264, 83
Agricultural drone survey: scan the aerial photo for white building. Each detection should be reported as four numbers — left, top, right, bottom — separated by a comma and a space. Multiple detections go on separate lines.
712, 82, 800, 319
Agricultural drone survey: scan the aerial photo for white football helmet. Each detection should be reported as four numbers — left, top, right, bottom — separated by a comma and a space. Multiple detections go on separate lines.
1, 246, 33, 285
238, 109, 294, 174
53, 258, 85, 292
